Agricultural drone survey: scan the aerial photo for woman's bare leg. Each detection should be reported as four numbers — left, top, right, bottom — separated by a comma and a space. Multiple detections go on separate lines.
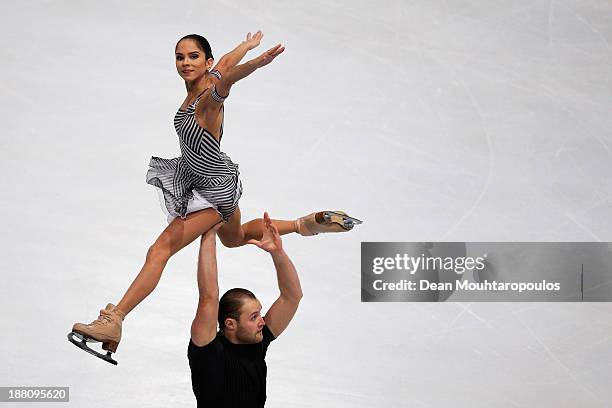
217, 206, 297, 248
116, 208, 222, 316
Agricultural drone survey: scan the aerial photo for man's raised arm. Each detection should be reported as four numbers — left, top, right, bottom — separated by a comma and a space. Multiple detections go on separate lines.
191, 222, 224, 346
248, 212, 303, 338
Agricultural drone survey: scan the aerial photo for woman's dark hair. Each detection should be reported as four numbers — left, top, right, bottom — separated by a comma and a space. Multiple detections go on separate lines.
176, 34, 214, 60
218, 288, 256, 330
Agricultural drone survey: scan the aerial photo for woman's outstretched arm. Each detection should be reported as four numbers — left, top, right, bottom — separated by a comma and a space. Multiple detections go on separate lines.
214, 44, 285, 98
198, 43, 284, 127
213, 31, 263, 75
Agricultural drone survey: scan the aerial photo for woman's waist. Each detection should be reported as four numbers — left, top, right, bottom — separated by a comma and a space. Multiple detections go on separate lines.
179, 146, 236, 163
179, 147, 236, 164
178, 157, 239, 181
189, 172, 240, 188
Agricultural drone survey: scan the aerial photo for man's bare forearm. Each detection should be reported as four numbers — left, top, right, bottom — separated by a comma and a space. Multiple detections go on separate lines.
191, 228, 222, 346
197, 233, 219, 299
271, 250, 303, 301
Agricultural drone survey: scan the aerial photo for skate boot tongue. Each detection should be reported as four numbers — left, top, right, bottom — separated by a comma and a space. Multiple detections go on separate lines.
99, 304, 116, 320
102, 303, 125, 320
98, 309, 115, 323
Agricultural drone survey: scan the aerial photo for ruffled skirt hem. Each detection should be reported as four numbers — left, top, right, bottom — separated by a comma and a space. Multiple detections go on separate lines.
146, 156, 242, 224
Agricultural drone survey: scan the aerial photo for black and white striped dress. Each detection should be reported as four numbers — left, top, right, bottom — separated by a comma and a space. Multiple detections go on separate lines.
146, 71, 242, 223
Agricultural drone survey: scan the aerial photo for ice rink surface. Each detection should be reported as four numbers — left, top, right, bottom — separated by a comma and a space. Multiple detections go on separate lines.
2, 0, 612, 406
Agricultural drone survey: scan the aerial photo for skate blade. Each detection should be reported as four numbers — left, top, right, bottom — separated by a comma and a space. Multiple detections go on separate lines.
67, 332, 118, 366
323, 211, 363, 230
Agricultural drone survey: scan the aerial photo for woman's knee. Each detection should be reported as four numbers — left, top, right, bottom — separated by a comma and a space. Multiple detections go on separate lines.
217, 211, 246, 248
218, 234, 244, 248
146, 241, 172, 263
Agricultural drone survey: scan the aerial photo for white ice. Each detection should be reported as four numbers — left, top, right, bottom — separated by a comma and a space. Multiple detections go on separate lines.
1, 0, 612, 407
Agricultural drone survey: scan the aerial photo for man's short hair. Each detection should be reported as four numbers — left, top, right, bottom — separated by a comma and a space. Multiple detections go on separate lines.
218, 288, 257, 330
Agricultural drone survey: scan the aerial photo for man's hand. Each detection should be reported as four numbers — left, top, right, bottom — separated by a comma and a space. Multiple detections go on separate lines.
248, 212, 283, 254
243, 30, 263, 50
199, 220, 223, 249
203, 220, 224, 240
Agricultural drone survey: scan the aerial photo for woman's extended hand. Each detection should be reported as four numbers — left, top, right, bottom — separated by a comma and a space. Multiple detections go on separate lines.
244, 31, 263, 50
254, 44, 285, 69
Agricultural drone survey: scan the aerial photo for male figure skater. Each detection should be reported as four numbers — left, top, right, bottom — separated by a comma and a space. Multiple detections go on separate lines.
189, 212, 303, 407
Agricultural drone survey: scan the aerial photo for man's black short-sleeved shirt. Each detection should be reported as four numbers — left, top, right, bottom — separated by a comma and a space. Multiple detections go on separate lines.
188, 326, 276, 408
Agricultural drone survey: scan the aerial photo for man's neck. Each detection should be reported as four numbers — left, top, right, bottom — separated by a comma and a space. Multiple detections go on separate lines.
220, 329, 241, 344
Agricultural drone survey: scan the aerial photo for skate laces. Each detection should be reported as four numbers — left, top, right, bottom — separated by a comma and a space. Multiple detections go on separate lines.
94, 309, 116, 325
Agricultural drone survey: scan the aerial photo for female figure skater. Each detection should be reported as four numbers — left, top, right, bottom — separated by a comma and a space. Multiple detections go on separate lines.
68, 32, 361, 364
